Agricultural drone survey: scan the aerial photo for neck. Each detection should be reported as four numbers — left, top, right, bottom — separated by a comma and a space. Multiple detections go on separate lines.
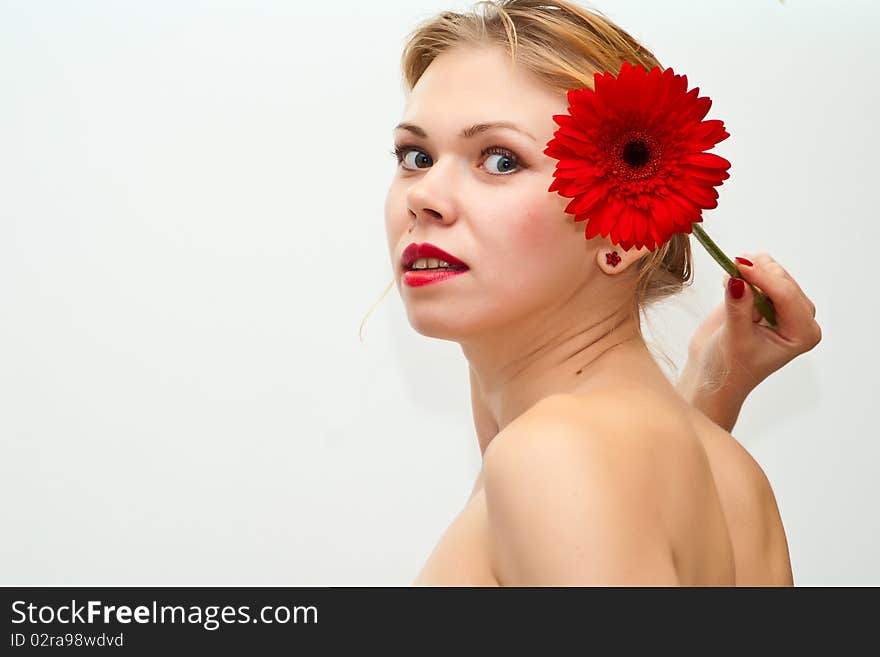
463, 307, 666, 456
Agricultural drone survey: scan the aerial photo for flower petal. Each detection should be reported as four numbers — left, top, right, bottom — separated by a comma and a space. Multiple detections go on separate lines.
633, 207, 649, 246
586, 197, 620, 239
679, 152, 731, 170
679, 93, 712, 127
618, 207, 634, 242
677, 183, 719, 209
651, 200, 676, 239
679, 163, 730, 183
663, 190, 701, 223
584, 214, 605, 239
566, 183, 606, 214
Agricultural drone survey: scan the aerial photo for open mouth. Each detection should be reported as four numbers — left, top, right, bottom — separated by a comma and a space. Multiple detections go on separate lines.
402, 263, 469, 287
401, 242, 469, 271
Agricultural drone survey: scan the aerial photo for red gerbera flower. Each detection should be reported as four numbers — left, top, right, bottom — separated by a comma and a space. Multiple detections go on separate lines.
544, 61, 731, 252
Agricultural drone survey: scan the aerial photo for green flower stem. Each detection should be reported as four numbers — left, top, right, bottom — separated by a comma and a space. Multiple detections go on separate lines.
690, 223, 777, 327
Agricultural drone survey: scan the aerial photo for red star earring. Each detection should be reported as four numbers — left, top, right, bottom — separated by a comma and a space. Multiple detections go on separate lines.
605, 250, 621, 267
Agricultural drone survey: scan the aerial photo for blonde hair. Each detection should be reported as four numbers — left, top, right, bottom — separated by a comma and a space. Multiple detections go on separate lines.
361, 0, 694, 347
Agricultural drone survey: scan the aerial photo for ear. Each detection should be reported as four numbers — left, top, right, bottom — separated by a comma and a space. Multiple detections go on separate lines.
596, 242, 650, 275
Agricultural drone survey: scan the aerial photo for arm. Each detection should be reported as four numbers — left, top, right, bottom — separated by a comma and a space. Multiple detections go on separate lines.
482, 396, 679, 586
677, 252, 822, 432
677, 344, 747, 432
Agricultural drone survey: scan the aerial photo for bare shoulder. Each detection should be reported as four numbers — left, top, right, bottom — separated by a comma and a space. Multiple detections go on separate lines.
482, 389, 737, 585
485, 387, 708, 471
481, 390, 715, 585
487, 388, 724, 513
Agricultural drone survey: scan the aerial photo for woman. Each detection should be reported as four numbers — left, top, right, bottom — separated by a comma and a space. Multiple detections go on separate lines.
383, 0, 821, 585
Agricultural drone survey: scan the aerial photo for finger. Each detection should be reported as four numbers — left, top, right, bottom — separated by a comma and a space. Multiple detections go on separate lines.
734, 257, 816, 338
744, 252, 792, 279
722, 272, 761, 322
752, 297, 763, 323
723, 272, 756, 338
742, 252, 817, 319
741, 252, 805, 295
754, 318, 822, 353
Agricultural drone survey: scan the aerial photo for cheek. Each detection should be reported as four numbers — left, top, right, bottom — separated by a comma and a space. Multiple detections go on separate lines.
472, 195, 591, 318
504, 197, 590, 279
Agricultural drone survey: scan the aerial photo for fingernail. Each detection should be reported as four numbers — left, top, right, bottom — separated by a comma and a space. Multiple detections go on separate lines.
735, 256, 753, 267
728, 277, 745, 299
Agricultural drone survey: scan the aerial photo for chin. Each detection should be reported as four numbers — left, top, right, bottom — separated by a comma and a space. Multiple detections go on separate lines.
406, 313, 464, 341
404, 304, 481, 342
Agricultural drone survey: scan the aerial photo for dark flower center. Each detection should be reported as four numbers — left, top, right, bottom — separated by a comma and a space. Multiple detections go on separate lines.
622, 139, 651, 168
609, 130, 661, 182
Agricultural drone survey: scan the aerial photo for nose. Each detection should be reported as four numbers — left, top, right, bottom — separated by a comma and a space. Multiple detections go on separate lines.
405, 160, 459, 231
408, 208, 445, 233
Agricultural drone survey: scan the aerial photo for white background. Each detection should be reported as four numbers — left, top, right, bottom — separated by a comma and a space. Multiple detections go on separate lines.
1, 0, 877, 585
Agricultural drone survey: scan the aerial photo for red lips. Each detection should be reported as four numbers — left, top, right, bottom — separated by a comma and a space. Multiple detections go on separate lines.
401, 242, 469, 270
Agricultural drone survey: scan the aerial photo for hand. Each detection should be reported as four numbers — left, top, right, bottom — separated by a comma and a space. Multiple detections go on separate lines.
677, 252, 822, 432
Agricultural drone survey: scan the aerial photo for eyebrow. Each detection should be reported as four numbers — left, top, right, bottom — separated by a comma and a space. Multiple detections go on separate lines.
393, 121, 537, 143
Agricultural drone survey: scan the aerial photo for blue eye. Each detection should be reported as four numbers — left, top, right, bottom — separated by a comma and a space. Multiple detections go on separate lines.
482, 147, 520, 174
390, 144, 524, 175
392, 146, 432, 170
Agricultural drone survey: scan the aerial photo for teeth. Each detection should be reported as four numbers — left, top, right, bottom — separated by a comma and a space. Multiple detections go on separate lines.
411, 257, 458, 270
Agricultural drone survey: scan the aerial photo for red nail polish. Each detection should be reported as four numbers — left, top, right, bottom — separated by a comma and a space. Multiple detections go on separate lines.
735, 256, 753, 267
728, 277, 745, 299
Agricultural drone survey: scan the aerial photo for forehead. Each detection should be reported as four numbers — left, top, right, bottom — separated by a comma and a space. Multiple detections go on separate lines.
401, 46, 565, 133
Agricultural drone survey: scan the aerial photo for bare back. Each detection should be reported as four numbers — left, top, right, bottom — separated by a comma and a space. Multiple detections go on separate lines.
685, 406, 794, 586
413, 395, 794, 586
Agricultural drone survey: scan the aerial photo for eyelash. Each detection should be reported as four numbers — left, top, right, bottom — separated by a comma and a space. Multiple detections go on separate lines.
390, 143, 525, 175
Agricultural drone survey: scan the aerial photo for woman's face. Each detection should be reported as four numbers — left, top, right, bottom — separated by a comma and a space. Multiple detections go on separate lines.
385, 45, 602, 340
